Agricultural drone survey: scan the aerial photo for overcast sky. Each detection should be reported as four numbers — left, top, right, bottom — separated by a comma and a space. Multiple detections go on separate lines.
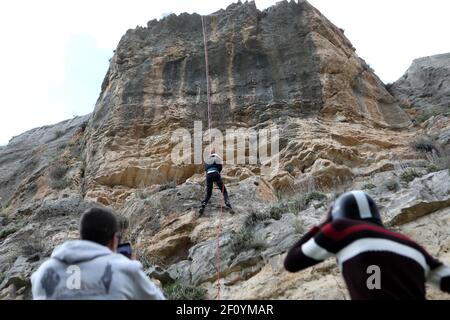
0, 0, 449, 145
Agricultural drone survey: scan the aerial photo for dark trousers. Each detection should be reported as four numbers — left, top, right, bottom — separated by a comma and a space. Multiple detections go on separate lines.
202, 172, 229, 206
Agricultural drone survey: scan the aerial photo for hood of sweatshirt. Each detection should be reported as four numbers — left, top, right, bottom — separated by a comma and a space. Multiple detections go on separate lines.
51, 240, 113, 264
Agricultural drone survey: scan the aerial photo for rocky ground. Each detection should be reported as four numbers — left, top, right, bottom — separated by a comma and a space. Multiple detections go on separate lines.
0, 0, 449, 300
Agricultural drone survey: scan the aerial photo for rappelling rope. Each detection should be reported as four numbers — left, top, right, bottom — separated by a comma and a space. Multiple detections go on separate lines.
201, 14, 222, 301
201, 15, 213, 154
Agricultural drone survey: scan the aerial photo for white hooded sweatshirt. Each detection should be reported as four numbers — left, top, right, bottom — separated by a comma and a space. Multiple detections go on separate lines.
31, 240, 165, 300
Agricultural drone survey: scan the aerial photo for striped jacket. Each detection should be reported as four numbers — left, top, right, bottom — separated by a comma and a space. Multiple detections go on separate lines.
284, 218, 450, 299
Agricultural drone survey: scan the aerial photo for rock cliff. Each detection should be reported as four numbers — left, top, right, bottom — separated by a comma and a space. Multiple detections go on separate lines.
0, 1, 448, 300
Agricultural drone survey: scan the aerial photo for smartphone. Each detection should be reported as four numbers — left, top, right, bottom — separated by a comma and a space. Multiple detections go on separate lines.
117, 243, 132, 259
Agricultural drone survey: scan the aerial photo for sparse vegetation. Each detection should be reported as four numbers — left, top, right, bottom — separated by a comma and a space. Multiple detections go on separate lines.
136, 249, 168, 269
158, 181, 177, 192
53, 130, 65, 139
163, 282, 207, 300
49, 164, 68, 181
230, 228, 264, 255
268, 203, 286, 221
400, 169, 423, 183
383, 179, 400, 192
410, 136, 439, 154
427, 163, 441, 173
136, 251, 153, 270
301, 191, 327, 208
293, 218, 305, 234
0, 225, 19, 240
415, 106, 449, 124
244, 209, 271, 228
268, 191, 327, 220
426, 149, 450, 172
49, 164, 70, 190
362, 183, 376, 190
2, 199, 11, 209
136, 191, 149, 200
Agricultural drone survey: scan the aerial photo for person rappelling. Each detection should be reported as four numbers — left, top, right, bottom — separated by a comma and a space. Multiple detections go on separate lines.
199, 153, 233, 215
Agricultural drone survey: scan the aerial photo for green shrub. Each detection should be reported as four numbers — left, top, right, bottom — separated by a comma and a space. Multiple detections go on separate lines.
302, 191, 327, 206
49, 164, 68, 180
0, 225, 18, 240
230, 228, 264, 255
410, 136, 439, 154
244, 210, 270, 228
427, 164, 441, 173
415, 106, 449, 124
268, 203, 286, 221
291, 191, 327, 212
54, 130, 65, 139
230, 229, 253, 254
400, 169, 423, 183
164, 282, 207, 300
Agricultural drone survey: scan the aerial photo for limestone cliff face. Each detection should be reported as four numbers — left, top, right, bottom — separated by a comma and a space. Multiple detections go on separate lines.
390, 53, 450, 111
83, 0, 411, 205
389, 53, 450, 127
0, 1, 449, 300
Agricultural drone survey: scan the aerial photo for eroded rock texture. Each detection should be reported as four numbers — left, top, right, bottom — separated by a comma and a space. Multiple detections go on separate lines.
0, 1, 448, 300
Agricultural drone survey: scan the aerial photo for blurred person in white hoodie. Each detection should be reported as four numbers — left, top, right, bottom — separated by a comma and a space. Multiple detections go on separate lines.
31, 207, 165, 300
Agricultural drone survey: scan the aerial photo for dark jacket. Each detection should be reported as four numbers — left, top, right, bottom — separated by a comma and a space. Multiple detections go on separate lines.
204, 154, 223, 174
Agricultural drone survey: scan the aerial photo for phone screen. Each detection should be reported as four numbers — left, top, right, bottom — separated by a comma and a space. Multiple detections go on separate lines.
117, 243, 132, 259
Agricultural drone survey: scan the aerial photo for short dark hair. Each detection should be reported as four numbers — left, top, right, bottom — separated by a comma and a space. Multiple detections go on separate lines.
80, 207, 119, 246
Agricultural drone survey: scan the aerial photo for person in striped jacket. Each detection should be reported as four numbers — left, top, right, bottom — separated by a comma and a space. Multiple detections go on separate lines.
284, 190, 450, 299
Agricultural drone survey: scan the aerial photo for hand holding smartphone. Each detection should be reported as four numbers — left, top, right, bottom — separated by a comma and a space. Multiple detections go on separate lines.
117, 243, 132, 259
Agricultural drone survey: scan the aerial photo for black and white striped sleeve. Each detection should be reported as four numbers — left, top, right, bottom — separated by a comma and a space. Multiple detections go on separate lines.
284, 225, 334, 272
427, 263, 450, 293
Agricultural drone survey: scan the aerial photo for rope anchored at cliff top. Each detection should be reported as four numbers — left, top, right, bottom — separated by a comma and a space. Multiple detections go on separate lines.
201, 14, 223, 301
201, 15, 213, 154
